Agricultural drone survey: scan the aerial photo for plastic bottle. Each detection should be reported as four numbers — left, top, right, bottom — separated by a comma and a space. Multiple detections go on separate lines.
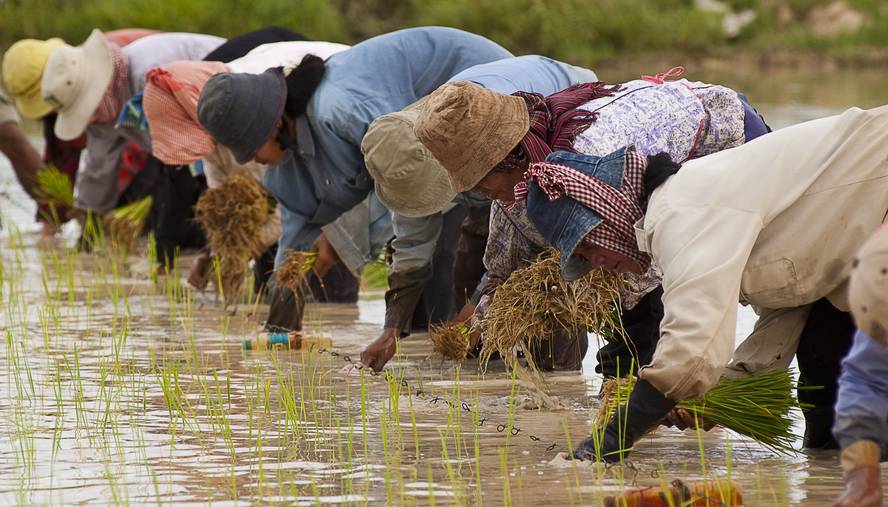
243, 332, 301, 351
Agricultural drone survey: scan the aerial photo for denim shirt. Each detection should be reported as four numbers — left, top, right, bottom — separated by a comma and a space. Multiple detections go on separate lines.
264, 27, 513, 267
385, 56, 598, 330
833, 330, 888, 454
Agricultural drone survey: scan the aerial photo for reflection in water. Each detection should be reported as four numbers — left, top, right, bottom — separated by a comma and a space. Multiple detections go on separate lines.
1, 81, 887, 506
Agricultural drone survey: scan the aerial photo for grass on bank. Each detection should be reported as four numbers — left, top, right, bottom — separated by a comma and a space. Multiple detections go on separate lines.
2, 0, 888, 67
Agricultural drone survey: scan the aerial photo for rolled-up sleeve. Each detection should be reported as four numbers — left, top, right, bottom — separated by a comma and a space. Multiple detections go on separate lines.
639, 205, 762, 401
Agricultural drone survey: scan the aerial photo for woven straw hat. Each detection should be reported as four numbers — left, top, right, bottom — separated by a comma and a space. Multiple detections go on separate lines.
414, 81, 529, 193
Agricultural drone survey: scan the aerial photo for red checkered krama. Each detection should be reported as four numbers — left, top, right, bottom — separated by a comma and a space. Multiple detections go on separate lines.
514, 147, 651, 270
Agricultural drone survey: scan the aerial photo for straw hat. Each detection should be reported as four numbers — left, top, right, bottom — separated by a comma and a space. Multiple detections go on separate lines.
414, 81, 529, 193
362, 99, 456, 218
41, 29, 114, 140
848, 225, 888, 347
1, 37, 65, 119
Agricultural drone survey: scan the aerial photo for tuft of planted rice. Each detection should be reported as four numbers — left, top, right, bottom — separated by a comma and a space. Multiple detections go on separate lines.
106, 196, 153, 251
596, 368, 807, 454
196, 175, 270, 301
275, 250, 318, 294
35, 165, 74, 208
429, 322, 473, 361
481, 248, 624, 373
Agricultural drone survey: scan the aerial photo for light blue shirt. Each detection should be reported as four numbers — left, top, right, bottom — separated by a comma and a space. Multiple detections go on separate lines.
448, 54, 597, 95
264, 27, 513, 266
833, 330, 888, 456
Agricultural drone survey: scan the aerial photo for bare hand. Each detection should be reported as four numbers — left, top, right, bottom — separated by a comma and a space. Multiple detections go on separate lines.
452, 303, 482, 351
662, 408, 716, 431
187, 252, 213, 290
311, 232, 340, 279
361, 328, 400, 372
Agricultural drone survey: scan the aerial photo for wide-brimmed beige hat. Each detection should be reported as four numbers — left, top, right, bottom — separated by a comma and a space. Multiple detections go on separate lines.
362, 99, 456, 218
41, 29, 114, 140
849, 225, 888, 347
1, 37, 65, 119
414, 81, 529, 193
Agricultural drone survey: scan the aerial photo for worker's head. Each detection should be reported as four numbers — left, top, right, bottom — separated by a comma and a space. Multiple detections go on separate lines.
849, 225, 888, 347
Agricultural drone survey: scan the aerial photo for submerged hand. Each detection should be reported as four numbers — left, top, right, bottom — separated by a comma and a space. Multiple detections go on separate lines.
662, 408, 717, 431
311, 232, 340, 279
361, 328, 400, 372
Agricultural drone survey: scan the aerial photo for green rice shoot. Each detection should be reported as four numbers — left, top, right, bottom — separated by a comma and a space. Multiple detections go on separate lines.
596, 369, 808, 455
106, 196, 153, 250
36, 165, 74, 208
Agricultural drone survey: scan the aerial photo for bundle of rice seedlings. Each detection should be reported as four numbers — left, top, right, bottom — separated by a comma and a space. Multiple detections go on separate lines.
596, 369, 806, 454
195, 175, 270, 301
35, 165, 74, 208
429, 322, 473, 361
481, 248, 624, 373
275, 250, 318, 294
106, 196, 153, 251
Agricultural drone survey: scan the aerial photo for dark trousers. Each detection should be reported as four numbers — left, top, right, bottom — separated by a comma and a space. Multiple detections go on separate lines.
797, 298, 855, 449
595, 287, 665, 378
117, 157, 207, 265
454, 204, 491, 307
410, 204, 469, 330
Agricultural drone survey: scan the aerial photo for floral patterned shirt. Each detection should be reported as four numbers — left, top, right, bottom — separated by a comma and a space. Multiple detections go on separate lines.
476, 78, 746, 324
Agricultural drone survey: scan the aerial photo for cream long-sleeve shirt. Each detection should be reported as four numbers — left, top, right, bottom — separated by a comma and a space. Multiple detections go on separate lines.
637, 105, 888, 401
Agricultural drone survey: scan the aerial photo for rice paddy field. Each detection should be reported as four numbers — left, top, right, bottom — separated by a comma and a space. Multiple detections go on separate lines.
1, 68, 887, 506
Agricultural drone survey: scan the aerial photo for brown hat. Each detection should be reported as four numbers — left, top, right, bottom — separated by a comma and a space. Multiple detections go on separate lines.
414, 81, 529, 193
848, 225, 888, 348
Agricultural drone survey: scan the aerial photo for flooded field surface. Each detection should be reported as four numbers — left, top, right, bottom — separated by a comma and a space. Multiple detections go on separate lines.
1, 70, 887, 506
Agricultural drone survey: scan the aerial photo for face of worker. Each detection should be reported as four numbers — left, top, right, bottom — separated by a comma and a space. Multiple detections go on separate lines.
253, 119, 290, 166
573, 242, 644, 275
473, 149, 530, 202
254, 136, 286, 165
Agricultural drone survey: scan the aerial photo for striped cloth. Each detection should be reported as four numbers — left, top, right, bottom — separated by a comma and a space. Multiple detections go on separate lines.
514, 147, 651, 270
143, 61, 229, 165
90, 43, 131, 125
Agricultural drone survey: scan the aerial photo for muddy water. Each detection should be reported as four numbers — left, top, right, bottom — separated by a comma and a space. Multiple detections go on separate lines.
1, 72, 887, 506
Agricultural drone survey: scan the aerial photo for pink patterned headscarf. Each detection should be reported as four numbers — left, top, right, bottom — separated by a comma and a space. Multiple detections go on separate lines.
90, 43, 131, 125
143, 60, 229, 165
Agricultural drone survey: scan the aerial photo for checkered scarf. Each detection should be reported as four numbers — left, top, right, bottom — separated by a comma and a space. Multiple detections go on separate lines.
91, 43, 131, 125
514, 148, 651, 270
143, 61, 229, 165
513, 82, 620, 164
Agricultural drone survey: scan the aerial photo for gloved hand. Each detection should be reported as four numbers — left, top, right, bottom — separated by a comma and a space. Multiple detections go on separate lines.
573, 379, 675, 462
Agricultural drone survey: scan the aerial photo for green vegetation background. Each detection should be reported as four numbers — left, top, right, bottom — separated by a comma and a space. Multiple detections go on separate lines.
1, 0, 886, 65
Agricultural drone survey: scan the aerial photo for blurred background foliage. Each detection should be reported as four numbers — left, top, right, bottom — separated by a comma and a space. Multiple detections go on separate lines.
0, 0, 886, 66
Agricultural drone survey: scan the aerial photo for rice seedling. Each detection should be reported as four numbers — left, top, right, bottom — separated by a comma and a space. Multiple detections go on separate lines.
106, 196, 153, 252
275, 249, 317, 294
481, 248, 624, 375
429, 322, 473, 361
195, 174, 270, 301
34, 165, 73, 226
596, 369, 807, 455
